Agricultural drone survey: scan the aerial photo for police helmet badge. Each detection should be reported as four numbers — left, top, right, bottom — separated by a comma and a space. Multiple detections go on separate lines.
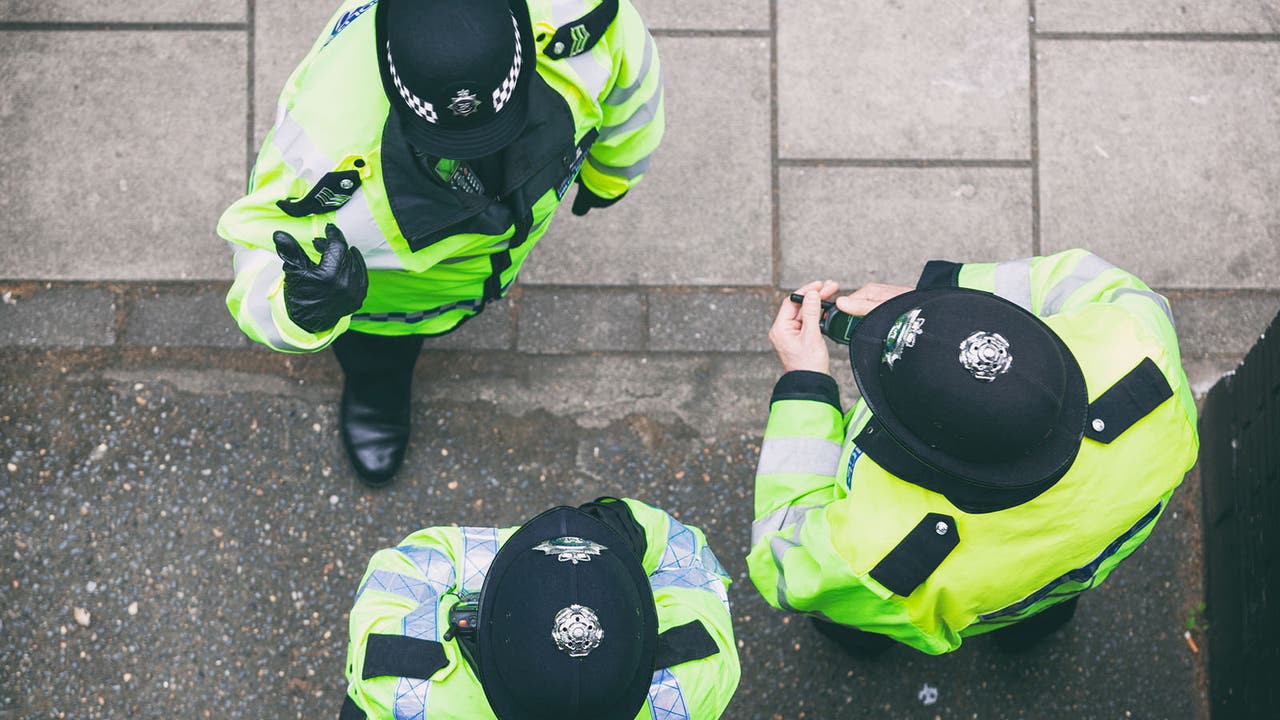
534, 536, 607, 565
958, 331, 1012, 381
447, 88, 482, 117
882, 308, 925, 368
551, 604, 604, 657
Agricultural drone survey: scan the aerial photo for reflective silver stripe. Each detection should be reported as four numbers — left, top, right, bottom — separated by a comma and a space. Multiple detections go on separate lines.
756, 436, 844, 478
394, 545, 457, 641
459, 527, 499, 593
599, 77, 663, 141
1112, 287, 1176, 329
651, 518, 731, 610
993, 257, 1033, 312
356, 569, 438, 605
271, 110, 401, 270
1040, 253, 1117, 316
605, 32, 656, 107
768, 519, 808, 612
646, 668, 689, 720
230, 245, 297, 352
586, 153, 651, 181
393, 677, 431, 720
752, 504, 820, 548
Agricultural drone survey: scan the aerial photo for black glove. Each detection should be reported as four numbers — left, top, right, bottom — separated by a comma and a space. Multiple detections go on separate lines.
571, 178, 626, 217
272, 223, 368, 333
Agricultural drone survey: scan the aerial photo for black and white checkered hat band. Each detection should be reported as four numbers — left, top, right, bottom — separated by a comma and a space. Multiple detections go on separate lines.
387, 40, 438, 124
491, 14, 522, 112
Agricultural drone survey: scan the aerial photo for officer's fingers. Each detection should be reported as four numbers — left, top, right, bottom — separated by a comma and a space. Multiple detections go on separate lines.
273, 231, 312, 269
799, 291, 824, 337
324, 223, 349, 249
835, 293, 881, 316
818, 280, 840, 300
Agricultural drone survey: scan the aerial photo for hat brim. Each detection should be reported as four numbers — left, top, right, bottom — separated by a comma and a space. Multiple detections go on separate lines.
375, 0, 534, 161
847, 288, 1088, 513
476, 506, 658, 720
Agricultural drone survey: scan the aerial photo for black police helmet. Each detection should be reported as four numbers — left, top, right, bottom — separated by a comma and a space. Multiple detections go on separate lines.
376, 0, 534, 160
848, 288, 1088, 512
475, 506, 658, 720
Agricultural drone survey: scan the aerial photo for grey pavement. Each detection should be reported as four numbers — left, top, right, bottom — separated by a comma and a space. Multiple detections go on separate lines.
4, 0, 1280, 717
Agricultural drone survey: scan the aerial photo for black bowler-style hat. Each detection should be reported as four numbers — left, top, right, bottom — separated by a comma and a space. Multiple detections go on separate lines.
474, 506, 658, 720
847, 288, 1089, 513
375, 0, 535, 160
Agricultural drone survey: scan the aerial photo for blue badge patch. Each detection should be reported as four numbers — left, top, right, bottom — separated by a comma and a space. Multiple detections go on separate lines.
325, 0, 377, 47
844, 445, 863, 489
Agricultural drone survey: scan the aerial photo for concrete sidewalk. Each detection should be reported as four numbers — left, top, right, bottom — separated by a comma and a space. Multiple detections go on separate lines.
2, 0, 1279, 717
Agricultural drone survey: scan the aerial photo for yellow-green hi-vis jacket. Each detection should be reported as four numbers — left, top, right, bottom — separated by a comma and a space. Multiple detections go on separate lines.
341, 498, 740, 719
747, 249, 1199, 654
218, 0, 663, 352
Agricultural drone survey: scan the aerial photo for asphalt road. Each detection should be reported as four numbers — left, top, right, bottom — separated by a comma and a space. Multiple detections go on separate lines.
0, 347, 1207, 719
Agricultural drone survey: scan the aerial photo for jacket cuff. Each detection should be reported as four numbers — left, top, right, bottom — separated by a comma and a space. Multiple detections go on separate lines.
917, 260, 962, 289
770, 370, 840, 410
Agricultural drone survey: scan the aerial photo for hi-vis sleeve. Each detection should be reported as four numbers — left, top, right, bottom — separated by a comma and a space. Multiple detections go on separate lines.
620, 498, 740, 720
580, 0, 664, 200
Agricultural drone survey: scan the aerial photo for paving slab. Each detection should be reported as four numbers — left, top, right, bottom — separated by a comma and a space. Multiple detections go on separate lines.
422, 295, 515, 351
1037, 0, 1280, 34
648, 289, 775, 352
779, 167, 1032, 288
253, 0, 337, 146
517, 288, 645, 353
523, 36, 773, 286
122, 286, 246, 348
0, 31, 244, 281
778, 0, 1029, 159
1167, 291, 1280, 358
0, 0, 244, 23
634, 0, 769, 31
0, 287, 115, 347
1038, 41, 1280, 289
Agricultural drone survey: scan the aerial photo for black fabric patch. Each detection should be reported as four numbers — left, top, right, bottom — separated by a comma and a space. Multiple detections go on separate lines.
916, 260, 963, 289
338, 694, 367, 720
361, 633, 448, 681
654, 621, 719, 670
543, 0, 618, 59
868, 512, 960, 596
1084, 357, 1173, 444
771, 370, 841, 410
276, 170, 362, 217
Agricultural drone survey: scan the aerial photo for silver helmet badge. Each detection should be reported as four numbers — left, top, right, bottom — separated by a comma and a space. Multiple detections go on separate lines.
534, 537, 607, 565
447, 89, 482, 117
958, 331, 1013, 381
552, 604, 604, 657
882, 308, 925, 368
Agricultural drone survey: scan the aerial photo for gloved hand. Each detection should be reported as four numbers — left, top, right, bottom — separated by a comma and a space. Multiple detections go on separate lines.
570, 178, 626, 217
273, 223, 368, 333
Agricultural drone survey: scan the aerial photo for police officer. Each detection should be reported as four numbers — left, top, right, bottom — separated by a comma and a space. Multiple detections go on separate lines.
749, 249, 1199, 653
219, 0, 663, 486
339, 497, 740, 719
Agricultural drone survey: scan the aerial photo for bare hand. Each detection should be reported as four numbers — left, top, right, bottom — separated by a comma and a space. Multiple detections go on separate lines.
769, 280, 839, 374
834, 282, 913, 317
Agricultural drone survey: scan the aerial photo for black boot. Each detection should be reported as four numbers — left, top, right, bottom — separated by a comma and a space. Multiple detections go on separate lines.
809, 617, 895, 657
332, 331, 425, 487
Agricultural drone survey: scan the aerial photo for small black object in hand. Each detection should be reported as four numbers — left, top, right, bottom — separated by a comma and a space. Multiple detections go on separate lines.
790, 293, 860, 345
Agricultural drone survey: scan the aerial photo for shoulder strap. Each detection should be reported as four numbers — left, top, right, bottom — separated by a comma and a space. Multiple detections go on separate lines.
542, 0, 619, 59
361, 633, 449, 681
868, 513, 961, 596
1084, 357, 1173, 444
654, 620, 719, 670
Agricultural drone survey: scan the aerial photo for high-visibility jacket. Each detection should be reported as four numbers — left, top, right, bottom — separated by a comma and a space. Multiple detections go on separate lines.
747, 249, 1199, 654
218, 0, 663, 352
342, 498, 740, 719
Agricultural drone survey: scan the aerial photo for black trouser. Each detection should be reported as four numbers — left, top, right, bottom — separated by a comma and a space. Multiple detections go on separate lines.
331, 331, 425, 380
